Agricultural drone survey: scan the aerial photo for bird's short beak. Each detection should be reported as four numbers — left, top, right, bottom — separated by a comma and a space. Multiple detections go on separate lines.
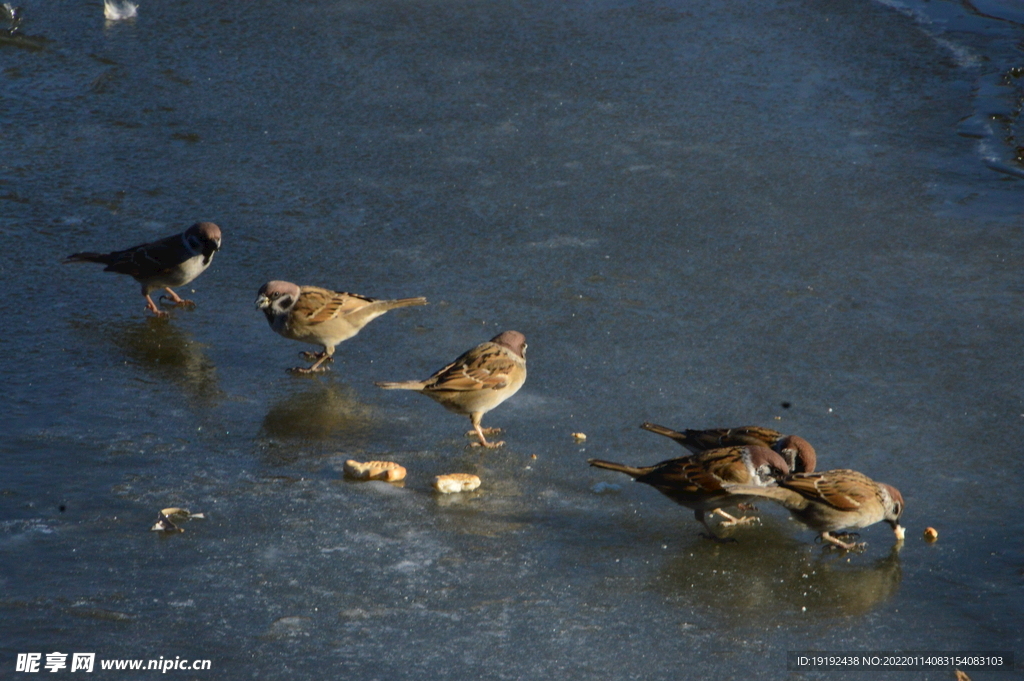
255, 295, 270, 310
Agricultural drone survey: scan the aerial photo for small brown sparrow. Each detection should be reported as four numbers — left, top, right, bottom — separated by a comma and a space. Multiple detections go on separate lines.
641, 422, 817, 474
65, 222, 222, 317
255, 280, 427, 373
588, 445, 791, 540
375, 330, 527, 448
724, 469, 905, 551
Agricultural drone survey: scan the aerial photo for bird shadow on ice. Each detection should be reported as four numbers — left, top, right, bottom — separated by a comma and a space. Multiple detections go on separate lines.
72, 316, 222, 403
258, 381, 377, 460
650, 523, 902, 623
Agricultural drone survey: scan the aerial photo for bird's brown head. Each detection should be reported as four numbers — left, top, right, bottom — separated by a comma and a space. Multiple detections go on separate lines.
491, 330, 527, 358
747, 446, 790, 481
880, 483, 905, 537
256, 280, 301, 316
779, 435, 816, 474
186, 221, 222, 262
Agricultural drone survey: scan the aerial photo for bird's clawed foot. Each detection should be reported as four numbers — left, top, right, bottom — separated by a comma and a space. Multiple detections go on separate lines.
144, 296, 170, 317
819, 532, 866, 552
300, 350, 329, 361
470, 440, 505, 448
289, 354, 333, 374
712, 509, 760, 528
466, 427, 502, 438
159, 289, 196, 309
288, 364, 331, 375
468, 426, 505, 448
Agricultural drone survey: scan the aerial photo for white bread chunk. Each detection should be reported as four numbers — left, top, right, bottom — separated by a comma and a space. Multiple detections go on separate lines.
433, 473, 481, 494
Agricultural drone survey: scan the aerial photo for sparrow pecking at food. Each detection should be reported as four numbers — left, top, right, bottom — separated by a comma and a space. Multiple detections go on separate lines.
640, 422, 817, 474
588, 445, 791, 540
65, 222, 222, 317
255, 280, 427, 373
723, 468, 905, 551
375, 330, 527, 448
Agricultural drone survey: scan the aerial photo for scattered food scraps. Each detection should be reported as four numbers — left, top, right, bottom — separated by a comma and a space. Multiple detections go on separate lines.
343, 460, 407, 482
433, 473, 481, 494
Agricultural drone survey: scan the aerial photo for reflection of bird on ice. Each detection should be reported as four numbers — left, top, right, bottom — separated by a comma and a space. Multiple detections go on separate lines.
104, 0, 138, 21
3, 3, 23, 33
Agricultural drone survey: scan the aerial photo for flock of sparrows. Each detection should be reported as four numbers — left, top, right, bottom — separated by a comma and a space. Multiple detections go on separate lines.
590, 424, 905, 552
64, 222, 527, 449
65, 222, 906, 552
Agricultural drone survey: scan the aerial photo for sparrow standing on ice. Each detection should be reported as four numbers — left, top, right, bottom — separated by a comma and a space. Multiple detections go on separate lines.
588, 445, 791, 541
255, 280, 427, 374
724, 469, 905, 551
65, 221, 222, 317
375, 330, 527, 448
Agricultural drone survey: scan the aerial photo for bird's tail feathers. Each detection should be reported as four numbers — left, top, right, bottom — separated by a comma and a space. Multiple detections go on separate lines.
374, 380, 427, 390
64, 252, 111, 265
639, 422, 687, 441
385, 297, 428, 310
721, 483, 802, 508
587, 459, 651, 478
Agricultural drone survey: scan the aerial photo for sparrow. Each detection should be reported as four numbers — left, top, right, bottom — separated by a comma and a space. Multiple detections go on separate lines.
375, 330, 527, 448
640, 422, 817, 474
255, 280, 427, 374
723, 469, 905, 551
65, 222, 222, 317
587, 445, 791, 540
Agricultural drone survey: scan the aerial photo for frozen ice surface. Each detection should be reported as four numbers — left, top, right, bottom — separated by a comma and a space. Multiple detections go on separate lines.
1, 0, 1022, 678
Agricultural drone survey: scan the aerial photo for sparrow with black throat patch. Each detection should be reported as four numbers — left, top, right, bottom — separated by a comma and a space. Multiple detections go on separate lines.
588, 445, 790, 541
374, 331, 527, 448
255, 280, 427, 374
65, 222, 222, 317
723, 469, 905, 551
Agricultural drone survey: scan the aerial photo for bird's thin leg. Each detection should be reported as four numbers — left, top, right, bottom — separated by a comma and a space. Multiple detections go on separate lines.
289, 352, 332, 374
144, 294, 169, 317
307, 353, 332, 372
712, 508, 759, 527
466, 427, 503, 437
697, 510, 737, 543
820, 531, 866, 552
468, 414, 504, 448
159, 288, 195, 308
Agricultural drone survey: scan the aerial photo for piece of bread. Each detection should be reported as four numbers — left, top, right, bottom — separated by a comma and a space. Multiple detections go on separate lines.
433, 473, 481, 494
344, 460, 407, 482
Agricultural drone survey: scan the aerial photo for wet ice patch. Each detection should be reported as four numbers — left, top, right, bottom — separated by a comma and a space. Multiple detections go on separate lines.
932, 36, 981, 69
391, 559, 430, 573
262, 616, 312, 639
0, 519, 56, 547
527, 236, 598, 249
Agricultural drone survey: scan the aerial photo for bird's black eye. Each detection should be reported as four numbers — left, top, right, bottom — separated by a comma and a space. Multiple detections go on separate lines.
893, 502, 902, 517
